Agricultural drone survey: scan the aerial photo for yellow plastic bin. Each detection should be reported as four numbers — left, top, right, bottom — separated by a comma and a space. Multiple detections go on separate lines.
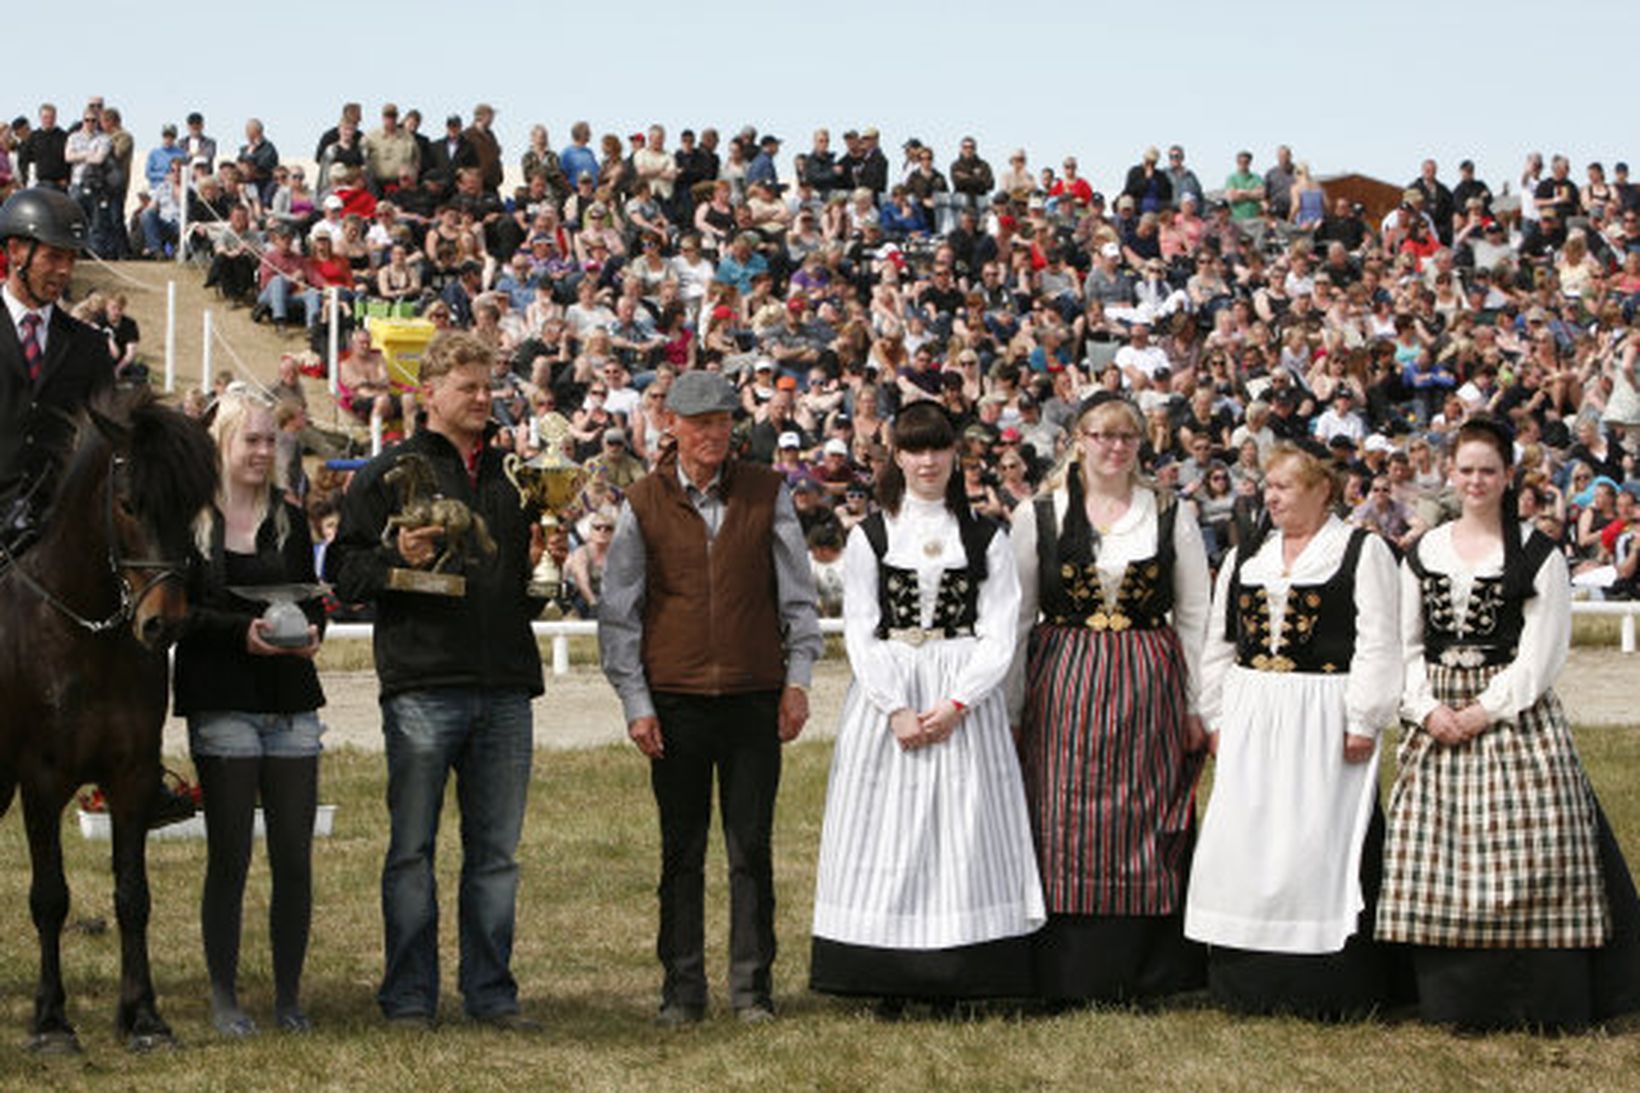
365, 317, 437, 394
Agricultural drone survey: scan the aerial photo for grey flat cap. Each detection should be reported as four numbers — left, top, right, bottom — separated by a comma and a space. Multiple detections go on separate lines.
666, 370, 739, 417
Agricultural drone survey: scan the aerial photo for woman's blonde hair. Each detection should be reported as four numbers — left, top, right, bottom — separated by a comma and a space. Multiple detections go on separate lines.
1041, 395, 1149, 494
194, 383, 288, 557
1265, 441, 1343, 505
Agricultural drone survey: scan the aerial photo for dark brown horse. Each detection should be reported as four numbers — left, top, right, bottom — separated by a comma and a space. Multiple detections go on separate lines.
0, 388, 216, 1053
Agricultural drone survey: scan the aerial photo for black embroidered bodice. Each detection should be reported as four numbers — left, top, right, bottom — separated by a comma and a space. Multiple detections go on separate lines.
878, 564, 978, 635
1405, 530, 1553, 667
862, 509, 999, 640
1226, 526, 1368, 674
1033, 493, 1178, 633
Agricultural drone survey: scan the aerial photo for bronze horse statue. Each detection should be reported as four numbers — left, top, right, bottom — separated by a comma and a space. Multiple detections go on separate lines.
0, 389, 217, 1053
383, 451, 496, 572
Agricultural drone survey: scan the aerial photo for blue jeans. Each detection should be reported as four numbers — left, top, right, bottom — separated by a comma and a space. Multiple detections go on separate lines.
300, 286, 354, 329
141, 208, 178, 257
189, 709, 324, 759
378, 688, 533, 1019
258, 274, 299, 322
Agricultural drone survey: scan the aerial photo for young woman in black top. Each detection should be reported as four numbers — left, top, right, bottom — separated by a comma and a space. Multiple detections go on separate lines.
174, 385, 326, 1037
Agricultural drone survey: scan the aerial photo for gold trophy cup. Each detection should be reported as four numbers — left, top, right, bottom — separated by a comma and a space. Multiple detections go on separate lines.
503, 414, 589, 610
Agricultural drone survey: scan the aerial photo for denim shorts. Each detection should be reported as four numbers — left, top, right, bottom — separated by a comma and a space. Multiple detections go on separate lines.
188, 710, 325, 760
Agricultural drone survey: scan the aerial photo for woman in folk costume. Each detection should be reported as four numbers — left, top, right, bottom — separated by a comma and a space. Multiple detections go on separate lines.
1185, 439, 1404, 1018
1008, 391, 1212, 1004
1377, 414, 1640, 1030
810, 402, 1044, 1008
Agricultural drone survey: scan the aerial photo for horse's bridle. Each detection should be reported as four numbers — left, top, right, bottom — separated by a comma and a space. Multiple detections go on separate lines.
0, 453, 192, 635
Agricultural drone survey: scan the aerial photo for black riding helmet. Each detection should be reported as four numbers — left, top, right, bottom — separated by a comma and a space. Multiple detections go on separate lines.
0, 187, 89, 252
0, 187, 88, 307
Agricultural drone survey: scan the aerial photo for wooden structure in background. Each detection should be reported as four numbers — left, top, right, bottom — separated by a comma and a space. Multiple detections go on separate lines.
1318, 173, 1408, 225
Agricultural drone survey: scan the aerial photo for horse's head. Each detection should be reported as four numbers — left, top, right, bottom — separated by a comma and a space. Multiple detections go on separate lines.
385, 452, 436, 500
85, 391, 219, 648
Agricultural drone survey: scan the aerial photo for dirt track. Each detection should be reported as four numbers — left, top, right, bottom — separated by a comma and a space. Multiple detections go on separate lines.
160, 649, 1638, 757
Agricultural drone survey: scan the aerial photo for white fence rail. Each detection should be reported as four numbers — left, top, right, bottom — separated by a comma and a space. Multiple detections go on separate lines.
1569, 600, 1638, 655
325, 607, 1634, 676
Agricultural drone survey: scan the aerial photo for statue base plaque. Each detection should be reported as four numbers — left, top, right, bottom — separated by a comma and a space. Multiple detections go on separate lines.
386, 568, 468, 596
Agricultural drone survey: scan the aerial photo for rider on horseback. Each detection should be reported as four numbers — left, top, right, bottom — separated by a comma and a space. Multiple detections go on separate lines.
0, 187, 115, 558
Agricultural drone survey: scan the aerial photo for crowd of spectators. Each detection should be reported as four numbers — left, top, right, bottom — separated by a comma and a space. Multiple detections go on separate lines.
7, 97, 1640, 612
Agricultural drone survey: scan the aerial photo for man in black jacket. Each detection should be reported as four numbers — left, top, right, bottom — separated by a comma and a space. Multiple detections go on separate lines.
17, 103, 69, 190
326, 330, 562, 1031
949, 136, 994, 203
855, 127, 889, 198
427, 114, 479, 188
1, 187, 111, 553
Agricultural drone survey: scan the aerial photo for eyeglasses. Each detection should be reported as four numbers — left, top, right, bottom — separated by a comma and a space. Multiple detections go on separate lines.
1082, 430, 1141, 447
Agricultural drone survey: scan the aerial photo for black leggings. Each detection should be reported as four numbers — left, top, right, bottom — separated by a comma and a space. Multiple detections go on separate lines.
196, 755, 318, 1016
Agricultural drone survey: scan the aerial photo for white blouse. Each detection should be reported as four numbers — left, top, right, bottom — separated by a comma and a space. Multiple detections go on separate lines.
1399, 521, 1570, 728
1199, 515, 1402, 738
1007, 485, 1211, 722
843, 495, 1021, 716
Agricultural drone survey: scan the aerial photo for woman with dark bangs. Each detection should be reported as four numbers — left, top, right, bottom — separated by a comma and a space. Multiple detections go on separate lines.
1377, 415, 1640, 1030
810, 402, 1043, 1012
1008, 392, 1212, 1005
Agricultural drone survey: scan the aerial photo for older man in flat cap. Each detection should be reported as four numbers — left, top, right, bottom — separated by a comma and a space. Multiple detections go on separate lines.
599, 369, 822, 1027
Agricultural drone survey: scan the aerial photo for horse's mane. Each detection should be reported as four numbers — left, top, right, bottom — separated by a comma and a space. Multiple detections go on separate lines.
51, 389, 218, 545
124, 390, 218, 538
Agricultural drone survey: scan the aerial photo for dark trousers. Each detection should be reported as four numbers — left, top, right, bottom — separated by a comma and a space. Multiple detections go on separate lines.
650, 690, 781, 1010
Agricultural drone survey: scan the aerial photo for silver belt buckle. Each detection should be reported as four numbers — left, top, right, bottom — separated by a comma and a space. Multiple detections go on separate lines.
888, 627, 932, 648
1439, 646, 1486, 668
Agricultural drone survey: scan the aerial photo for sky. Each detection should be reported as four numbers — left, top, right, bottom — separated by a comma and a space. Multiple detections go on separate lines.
8, 0, 1636, 196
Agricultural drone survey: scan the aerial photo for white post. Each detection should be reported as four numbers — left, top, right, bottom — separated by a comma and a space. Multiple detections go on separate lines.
327, 286, 341, 398
1623, 612, 1635, 655
202, 309, 213, 390
176, 182, 188, 265
369, 413, 383, 457
164, 280, 177, 393
553, 634, 570, 677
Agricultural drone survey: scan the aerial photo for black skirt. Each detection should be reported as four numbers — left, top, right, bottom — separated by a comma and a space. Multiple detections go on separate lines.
1206, 803, 1409, 1020
1409, 801, 1640, 1032
1033, 911, 1205, 1004
810, 934, 1036, 1001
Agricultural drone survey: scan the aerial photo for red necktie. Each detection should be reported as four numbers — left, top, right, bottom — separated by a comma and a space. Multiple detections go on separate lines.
19, 312, 43, 382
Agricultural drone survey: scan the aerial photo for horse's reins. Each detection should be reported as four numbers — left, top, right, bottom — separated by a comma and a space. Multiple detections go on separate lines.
0, 453, 191, 635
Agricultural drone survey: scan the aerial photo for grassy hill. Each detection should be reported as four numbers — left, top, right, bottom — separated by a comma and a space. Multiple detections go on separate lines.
75, 258, 349, 430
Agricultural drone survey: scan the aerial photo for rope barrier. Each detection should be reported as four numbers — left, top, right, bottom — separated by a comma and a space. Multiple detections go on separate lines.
84, 249, 170, 292
208, 322, 279, 402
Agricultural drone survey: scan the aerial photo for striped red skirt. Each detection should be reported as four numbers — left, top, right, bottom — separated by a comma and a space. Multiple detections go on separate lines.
1022, 623, 1203, 916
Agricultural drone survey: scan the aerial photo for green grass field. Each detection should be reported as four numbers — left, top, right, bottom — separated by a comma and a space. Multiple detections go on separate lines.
3, 730, 1640, 1091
